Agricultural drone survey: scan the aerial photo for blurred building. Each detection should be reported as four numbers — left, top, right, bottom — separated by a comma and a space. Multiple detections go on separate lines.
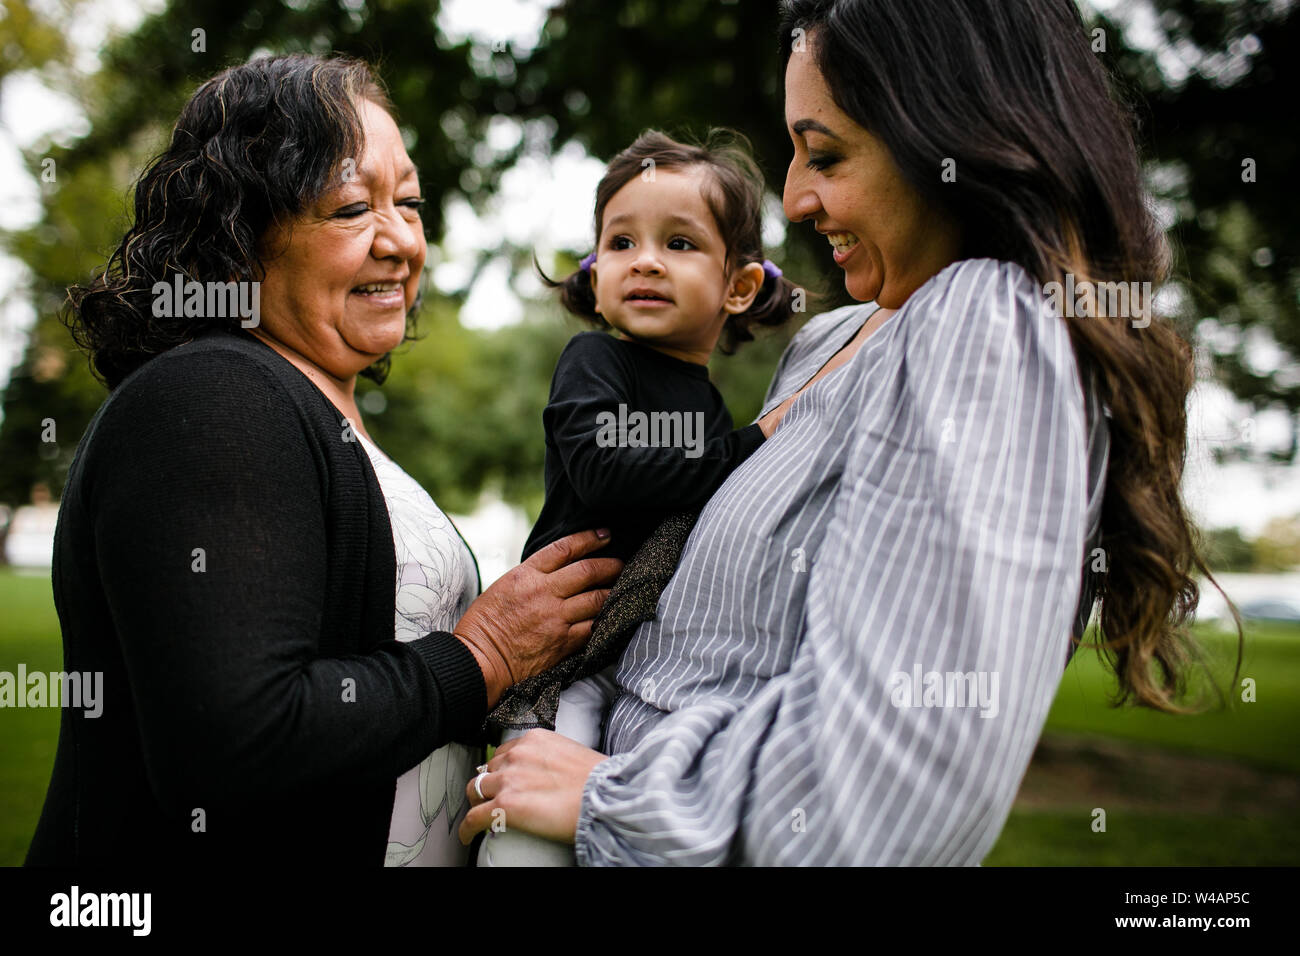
4, 483, 57, 568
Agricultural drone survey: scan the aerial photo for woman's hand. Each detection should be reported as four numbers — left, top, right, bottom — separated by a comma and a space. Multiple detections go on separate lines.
458, 730, 608, 845
757, 393, 798, 438
453, 530, 623, 707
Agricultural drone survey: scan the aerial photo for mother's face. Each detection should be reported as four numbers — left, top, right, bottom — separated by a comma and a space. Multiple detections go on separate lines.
782, 40, 961, 307
255, 98, 426, 380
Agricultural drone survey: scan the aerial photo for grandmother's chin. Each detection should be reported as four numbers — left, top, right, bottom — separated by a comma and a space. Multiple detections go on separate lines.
343, 319, 407, 360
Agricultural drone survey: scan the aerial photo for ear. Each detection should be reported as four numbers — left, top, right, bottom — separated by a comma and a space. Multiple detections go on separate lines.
589, 263, 601, 315
723, 261, 766, 315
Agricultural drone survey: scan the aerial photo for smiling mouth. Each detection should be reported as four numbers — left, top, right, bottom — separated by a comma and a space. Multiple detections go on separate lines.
825, 232, 860, 255
352, 281, 404, 295
350, 281, 407, 307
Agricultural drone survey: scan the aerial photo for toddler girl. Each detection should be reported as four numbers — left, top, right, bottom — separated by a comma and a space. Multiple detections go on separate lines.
478, 129, 799, 864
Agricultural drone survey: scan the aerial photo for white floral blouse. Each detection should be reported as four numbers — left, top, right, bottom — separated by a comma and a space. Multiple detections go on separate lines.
357, 432, 482, 867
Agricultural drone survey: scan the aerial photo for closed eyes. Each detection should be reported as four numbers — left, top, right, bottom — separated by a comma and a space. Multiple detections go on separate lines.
334, 198, 426, 218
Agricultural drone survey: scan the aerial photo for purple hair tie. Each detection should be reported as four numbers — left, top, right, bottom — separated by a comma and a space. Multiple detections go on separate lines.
579, 252, 596, 272
762, 259, 782, 280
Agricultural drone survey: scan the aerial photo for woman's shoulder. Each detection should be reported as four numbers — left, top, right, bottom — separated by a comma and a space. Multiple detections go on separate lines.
109, 329, 327, 415
63, 329, 336, 510
119, 328, 306, 392
905, 258, 1045, 332
899, 258, 1066, 362
90, 329, 325, 448
896, 257, 1091, 436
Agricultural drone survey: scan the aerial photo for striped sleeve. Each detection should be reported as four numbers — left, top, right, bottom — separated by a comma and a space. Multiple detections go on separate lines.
574, 260, 1089, 865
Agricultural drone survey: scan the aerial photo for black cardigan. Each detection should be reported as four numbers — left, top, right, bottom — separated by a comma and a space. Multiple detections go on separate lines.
25, 327, 487, 867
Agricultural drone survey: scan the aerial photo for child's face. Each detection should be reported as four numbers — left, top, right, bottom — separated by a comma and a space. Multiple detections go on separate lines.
590, 167, 763, 365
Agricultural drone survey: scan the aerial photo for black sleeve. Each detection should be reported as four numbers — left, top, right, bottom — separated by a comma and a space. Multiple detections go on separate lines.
85, 348, 485, 814
545, 335, 766, 511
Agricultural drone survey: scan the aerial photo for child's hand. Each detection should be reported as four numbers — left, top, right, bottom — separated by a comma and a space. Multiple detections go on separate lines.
758, 393, 798, 438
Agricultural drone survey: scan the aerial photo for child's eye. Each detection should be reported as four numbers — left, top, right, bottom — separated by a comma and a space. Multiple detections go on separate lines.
668, 237, 695, 251
609, 236, 634, 250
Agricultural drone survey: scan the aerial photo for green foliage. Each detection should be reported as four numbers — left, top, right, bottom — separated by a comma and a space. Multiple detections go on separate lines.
1113, 1, 1300, 460
1201, 525, 1256, 572
0, 0, 1296, 511
1200, 519, 1300, 572
362, 301, 577, 518
1252, 514, 1300, 571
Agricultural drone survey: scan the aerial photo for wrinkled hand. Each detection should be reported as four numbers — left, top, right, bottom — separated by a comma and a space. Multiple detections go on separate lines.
453, 530, 622, 707
459, 729, 608, 845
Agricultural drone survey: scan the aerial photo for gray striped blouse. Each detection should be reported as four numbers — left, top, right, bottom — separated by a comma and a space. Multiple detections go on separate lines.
575, 258, 1109, 866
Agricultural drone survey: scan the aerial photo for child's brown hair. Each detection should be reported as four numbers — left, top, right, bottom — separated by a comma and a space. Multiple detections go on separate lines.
542, 129, 800, 354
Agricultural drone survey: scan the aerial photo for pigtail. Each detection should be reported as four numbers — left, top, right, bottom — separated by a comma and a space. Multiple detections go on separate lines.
534, 252, 605, 328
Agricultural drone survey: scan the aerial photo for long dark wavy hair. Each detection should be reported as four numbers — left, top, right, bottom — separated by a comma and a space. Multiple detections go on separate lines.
778, 0, 1241, 712
65, 54, 415, 389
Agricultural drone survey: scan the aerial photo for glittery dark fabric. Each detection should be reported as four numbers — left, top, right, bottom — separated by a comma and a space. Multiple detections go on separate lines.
486, 511, 699, 733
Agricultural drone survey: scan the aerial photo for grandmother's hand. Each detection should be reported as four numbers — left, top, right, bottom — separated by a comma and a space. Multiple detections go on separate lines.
459, 730, 607, 846
453, 530, 622, 707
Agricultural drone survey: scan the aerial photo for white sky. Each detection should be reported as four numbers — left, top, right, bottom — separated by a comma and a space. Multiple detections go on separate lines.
0, 0, 1296, 535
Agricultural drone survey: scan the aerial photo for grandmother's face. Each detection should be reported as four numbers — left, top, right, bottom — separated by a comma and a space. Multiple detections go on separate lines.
782, 37, 961, 307
255, 98, 426, 380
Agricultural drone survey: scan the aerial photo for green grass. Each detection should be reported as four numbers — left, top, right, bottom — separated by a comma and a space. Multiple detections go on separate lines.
0, 569, 63, 866
981, 621, 1300, 865
1045, 624, 1299, 772
2, 567, 1297, 866
986, 810, 1300, 866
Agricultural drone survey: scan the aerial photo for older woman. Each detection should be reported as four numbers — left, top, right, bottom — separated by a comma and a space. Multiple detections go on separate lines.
26, 55, 621, 867
460, 0, 1227, 864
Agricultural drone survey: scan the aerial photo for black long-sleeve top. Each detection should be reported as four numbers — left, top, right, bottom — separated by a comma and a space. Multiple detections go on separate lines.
522, 332, 766, 563
25, 327, 486, 867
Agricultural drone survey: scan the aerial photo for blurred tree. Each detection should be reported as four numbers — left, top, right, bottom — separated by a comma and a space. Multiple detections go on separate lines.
1096, 0, 1299, 462
1252, 514, 1300, 571
0, 0, 72, 84
0, 0, 1295, 515
0, 0, 530, 506
496, 0, 1299, 454
1200, 525, 1255, 571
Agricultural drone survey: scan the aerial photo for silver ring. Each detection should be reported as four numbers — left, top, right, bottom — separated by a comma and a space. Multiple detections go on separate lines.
473, 771, 489, 801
